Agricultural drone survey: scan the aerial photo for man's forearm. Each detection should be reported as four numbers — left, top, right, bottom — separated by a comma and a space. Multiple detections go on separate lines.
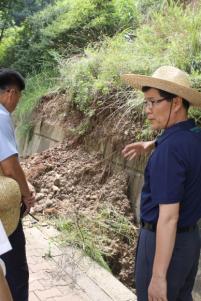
152, 216, 178, 278
0, 267, 13, 301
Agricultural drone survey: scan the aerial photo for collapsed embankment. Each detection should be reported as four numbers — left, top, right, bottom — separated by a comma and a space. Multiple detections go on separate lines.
19, 91, 146, 291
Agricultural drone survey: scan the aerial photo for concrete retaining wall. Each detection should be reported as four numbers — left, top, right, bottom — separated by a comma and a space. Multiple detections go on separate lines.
17, 121, 66, 156
17, 121, 201, 300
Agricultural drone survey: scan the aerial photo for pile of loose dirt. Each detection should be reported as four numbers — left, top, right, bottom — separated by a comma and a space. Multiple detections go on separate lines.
22, 142, 138, 289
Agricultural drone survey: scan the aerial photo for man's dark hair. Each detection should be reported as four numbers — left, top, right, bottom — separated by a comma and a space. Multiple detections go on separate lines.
0, 68, 25, 91
142, 86, 190, 111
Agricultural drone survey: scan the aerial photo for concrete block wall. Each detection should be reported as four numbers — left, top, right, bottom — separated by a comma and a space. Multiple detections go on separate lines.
16, 121, 66, 156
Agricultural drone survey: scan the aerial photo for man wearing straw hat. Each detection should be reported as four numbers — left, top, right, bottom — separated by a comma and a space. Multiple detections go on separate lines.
122, 66, 201, 301
0, 68, 35, 301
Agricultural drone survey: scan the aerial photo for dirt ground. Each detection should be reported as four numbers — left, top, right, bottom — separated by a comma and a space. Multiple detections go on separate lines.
22, 141, 138, 290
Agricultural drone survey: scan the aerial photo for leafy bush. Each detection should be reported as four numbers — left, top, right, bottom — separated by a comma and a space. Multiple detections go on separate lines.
0, 27, 22, 66
0, 0, 139, 75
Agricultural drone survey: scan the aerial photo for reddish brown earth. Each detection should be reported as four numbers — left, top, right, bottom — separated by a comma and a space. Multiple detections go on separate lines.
22, 141, 138, 290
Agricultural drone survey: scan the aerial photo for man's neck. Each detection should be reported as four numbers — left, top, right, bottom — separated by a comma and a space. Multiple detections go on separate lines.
0, 101, 10, 113
167, 114, 188, 128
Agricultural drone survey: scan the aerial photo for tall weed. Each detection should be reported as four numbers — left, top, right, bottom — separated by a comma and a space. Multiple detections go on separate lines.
15, 69, 58, 133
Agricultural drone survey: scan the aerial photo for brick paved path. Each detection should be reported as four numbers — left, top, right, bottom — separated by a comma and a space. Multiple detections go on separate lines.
24, 217, 136, 301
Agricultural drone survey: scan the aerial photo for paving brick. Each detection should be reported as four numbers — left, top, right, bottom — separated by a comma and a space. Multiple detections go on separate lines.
52, 294, 85, 301
27, 255, 40, 265
30, 262, 51, 273
29, 280, 44, 291
29, 271, 51, 281
24, 217, 136, 301
35, 287, 62, 300
29, 292, 41, 301
39, 277, 72, 289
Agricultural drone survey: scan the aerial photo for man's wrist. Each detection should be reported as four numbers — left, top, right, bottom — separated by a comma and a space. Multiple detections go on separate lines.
22, 192, 32, 199
148, 140, 156, 150
152, 268, 167, 279
152, 274, 166, 280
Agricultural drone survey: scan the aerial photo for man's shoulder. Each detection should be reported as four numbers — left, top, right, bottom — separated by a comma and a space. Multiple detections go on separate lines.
0, 112, 12, 132
0, 104, 9, 116
155, 130, 199, 157
164, 128, 200, 144
170, 128, 201, 146
0, 110, 11, 123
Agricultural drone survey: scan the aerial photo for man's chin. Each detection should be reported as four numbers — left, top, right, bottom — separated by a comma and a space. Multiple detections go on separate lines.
150, 123, 161, 130
148, 120, 162, 130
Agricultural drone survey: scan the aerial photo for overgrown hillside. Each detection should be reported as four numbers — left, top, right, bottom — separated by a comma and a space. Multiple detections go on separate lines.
8, 0, 201, 138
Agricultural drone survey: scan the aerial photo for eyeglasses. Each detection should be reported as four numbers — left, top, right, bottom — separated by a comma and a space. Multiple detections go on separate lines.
143, 97, 170, 109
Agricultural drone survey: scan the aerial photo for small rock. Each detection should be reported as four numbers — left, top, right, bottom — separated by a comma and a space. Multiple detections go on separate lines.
52, 185, 60, 192
59, 194, 67, 200
36, 193, 45, 201
54, 178, 60, 187
44, 208, 58, 216
41, 188, 49, 193
45, 199, 54, 207
33, 205, 43, 213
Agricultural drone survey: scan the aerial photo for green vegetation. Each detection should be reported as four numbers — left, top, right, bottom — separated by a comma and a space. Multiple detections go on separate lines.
57, 1, 201, 120
55, 207, 136, 271
15, 69, 58, 137
1, 0, 201, 132
15, 70, 57, 120
0, 0, 139, 74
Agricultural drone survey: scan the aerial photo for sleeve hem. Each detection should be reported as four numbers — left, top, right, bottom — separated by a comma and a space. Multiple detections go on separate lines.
0, 152, 18, 162
155, 200, 180, 204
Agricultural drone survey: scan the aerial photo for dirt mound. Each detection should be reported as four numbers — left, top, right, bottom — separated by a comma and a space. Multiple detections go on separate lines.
22, 142, 138, 290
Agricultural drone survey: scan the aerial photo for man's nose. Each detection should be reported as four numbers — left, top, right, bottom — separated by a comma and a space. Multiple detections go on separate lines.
145, 105, 152, 114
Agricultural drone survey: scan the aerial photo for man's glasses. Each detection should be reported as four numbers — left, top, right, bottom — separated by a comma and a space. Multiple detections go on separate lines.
143, 97, 172, 109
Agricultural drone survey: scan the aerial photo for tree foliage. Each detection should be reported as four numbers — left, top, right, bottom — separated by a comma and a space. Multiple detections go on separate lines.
0, 0, 17, 41
0, 0, 139, 74
0, 0, 54, 41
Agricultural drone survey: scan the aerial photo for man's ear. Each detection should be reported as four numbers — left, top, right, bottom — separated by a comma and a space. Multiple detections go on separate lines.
173, 96, 183, 112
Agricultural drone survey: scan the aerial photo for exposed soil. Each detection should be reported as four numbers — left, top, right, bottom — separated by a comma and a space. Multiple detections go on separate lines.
21, 90, 146, 291
22, 141, 138, 290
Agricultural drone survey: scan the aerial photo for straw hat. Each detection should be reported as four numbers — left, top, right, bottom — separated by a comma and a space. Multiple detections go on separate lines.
0, 168, 21, 236
122, 66, 201, 106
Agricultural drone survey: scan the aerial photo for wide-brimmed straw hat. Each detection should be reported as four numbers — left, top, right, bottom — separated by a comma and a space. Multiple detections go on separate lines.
122, 66, 201, 106
0, 169, 21, 236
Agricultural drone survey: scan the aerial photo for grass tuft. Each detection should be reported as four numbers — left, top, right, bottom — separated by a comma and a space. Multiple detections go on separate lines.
54, 207, 137, 271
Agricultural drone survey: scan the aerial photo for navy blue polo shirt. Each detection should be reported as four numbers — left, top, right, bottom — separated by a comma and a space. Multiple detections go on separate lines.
141, 119, 201, 227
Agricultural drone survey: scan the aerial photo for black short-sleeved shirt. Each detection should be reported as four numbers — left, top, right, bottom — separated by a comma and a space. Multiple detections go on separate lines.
141, 119, 201, 227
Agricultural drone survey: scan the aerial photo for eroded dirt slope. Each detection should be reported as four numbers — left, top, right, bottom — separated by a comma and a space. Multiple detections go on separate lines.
22, 141, 138, 289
